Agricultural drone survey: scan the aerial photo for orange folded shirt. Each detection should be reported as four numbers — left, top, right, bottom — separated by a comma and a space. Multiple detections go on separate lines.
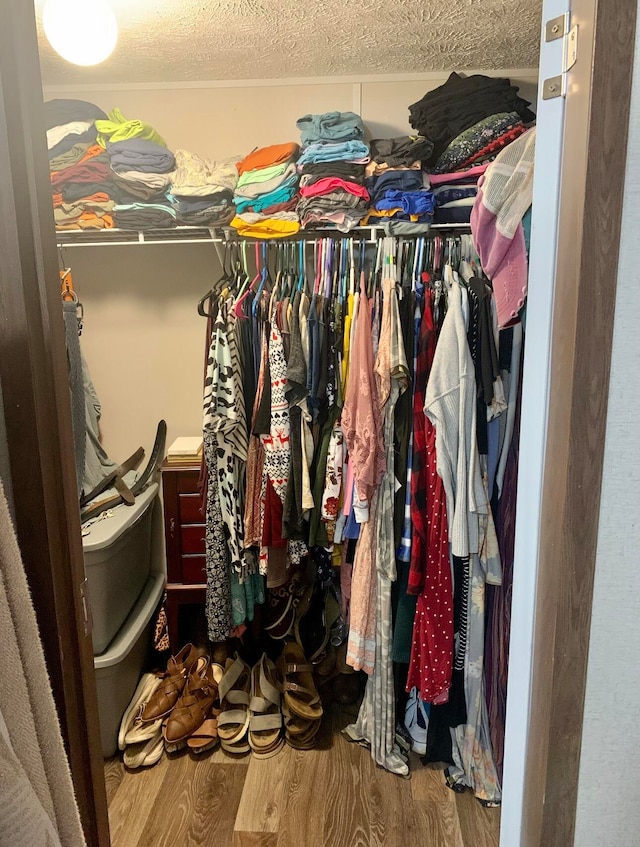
237, 142, 299, 176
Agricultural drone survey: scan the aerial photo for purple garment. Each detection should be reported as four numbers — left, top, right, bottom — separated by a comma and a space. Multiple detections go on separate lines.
107, 138, 176, 174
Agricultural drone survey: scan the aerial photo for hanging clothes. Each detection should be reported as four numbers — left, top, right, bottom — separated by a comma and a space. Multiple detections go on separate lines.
344, 274, 410, 776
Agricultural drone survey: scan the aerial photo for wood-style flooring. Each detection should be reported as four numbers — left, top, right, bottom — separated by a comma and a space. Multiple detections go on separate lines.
105, 708, 500, 847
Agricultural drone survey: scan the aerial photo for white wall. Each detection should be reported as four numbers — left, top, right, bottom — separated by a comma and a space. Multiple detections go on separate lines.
48, 72, 537, 459
573, 26, 640, 847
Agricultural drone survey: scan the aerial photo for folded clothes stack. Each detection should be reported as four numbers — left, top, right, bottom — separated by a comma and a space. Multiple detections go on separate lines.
361, 135, 435, 233
231, 142, 300, 239
430, 163, 490, 224
409, 73, 536, 225
295, 111, 370, 233
91, 108, 177, 230
46, 99, 119, 230
108, 138, 175, 207
171, 149, 239, 227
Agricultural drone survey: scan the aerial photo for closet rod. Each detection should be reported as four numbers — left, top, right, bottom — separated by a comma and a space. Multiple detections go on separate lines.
55, 223, 472, 249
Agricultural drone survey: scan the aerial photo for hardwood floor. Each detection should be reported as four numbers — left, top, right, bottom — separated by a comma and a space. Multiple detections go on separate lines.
106, 711, 500, 847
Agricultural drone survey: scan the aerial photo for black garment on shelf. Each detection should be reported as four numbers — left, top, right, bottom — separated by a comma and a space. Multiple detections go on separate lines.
61, 180, 121, 203
370, 135, 434, 167
43, 98, 107, 131
300, 161, 366, 185
409, 73, 536, 165
113, 205, 177, 230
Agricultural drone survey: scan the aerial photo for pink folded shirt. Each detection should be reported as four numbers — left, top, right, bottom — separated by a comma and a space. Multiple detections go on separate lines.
428, 163, 489, 187
300, 177, 370, 201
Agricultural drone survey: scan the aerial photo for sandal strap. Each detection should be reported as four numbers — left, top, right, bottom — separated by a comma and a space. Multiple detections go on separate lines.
218, 708, 249, 728
218, 656, 247, 703
284, 680, 317, 700
250, 695, 272, 713
259, 663, 281, 708
226, 689, 250, 706
250, 713, 282, 732
286, 662, 312, 674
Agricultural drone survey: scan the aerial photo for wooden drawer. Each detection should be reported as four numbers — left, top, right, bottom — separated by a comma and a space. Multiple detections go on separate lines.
181, 554, 207, 584
177, 472, 200, 495
181, 524, 206, 554
179, 493, 204, 524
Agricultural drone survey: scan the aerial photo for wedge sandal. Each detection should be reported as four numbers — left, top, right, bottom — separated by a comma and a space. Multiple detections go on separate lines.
278, 641, 323, 722
249, 654, 284, 759
217, 654, 251, 754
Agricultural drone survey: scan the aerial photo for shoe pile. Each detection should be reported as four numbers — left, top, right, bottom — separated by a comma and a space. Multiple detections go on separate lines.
118, 672, 164, 768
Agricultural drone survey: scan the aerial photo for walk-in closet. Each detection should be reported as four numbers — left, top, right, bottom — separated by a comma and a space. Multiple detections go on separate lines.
0, 0, 635, 846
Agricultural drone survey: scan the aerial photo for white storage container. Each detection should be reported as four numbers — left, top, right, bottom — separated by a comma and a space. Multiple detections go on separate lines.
83, 483, 158, 654
94, 570, 165, 757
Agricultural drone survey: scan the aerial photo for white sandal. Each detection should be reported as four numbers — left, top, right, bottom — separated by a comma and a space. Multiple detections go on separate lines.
118, 673, 162, 751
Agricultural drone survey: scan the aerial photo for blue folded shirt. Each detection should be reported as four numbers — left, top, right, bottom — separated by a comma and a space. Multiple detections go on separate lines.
297, 140, 370, 167
375, 189, 435, 215
234, 183, 297, 214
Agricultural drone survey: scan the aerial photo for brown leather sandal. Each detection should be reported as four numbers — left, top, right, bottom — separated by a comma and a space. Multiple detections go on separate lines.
163, 657, 223, 753
278, 641, 323, 723
141, 643, 206, 722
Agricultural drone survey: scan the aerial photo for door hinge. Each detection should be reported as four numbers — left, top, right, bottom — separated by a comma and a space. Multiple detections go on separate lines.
543, 12, 579, 100
80, 578, 93, 637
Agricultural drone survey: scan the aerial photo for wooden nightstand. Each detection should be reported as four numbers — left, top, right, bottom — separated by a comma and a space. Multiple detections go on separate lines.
161, 460, 206, 648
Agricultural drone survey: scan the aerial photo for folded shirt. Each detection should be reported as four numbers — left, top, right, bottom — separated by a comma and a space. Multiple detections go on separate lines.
300, 162, 365, 186
237, 142, 300, 176
47, 121, 94, 151
171, 149, 239, 196
62, 180, 119, 203
176, 207, 234, 226
113, 202, 177, 230
50, 154, 111, 189
56, 212, 114, 231
172, 191, 233, 213
299, 177, 369, 201
297, 111, 365, 145
107, 139, 175, 174
298, 190, 366, 216
43, 99, 107, 131
457, 124, 528, 170
360, 208, 428, 225
427, 163, 489, 186
49, 142, 94, 173
366, 170, 424, 204
50, 144, 104, 183
375, 189, 435, 215
234, 183, 297, 214
54, 194, 115, 225
96, 107, 165, 148
297, 141, 370, 167
431, 112, 524, 174
112, 170, 171, 202
231, 214, 300, 239
48, 126, 98, 161
236, 161, 292, 189
369, 135, 434, 167
234, 170, 298, 200
432, 184, 478, 205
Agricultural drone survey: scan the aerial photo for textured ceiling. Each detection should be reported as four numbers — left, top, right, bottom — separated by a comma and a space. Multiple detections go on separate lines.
34, 0, 542, 85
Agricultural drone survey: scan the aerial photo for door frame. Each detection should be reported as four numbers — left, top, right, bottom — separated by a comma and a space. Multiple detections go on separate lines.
0, 0, 635, 845
0, 2, 110, 845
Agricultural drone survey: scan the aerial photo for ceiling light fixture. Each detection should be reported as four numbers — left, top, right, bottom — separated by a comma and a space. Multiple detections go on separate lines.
43, 0, 118, 66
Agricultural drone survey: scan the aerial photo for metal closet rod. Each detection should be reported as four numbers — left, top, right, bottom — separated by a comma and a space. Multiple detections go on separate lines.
55, 223, 472, 249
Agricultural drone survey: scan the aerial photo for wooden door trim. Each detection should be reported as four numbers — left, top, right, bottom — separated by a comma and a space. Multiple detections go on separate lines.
0, 2, 109, 845
523, 0, 637, 844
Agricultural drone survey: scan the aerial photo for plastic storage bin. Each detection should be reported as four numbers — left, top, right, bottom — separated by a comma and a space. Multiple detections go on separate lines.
94, 570, 165, 757
83, 483, 158, 654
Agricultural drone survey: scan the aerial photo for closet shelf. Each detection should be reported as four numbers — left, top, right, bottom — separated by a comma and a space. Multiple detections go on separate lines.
55, 223, 471, 248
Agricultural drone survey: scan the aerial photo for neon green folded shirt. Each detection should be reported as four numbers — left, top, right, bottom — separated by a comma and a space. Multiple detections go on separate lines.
95, 107, 165, 148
